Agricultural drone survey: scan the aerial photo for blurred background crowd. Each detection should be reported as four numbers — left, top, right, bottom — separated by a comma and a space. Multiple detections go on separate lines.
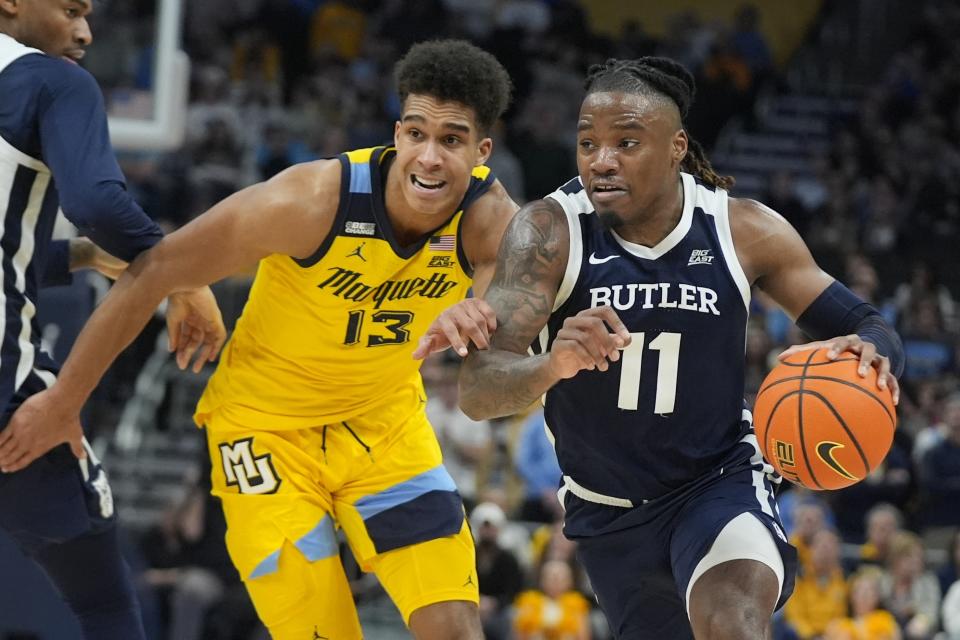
3, 0, 960, 638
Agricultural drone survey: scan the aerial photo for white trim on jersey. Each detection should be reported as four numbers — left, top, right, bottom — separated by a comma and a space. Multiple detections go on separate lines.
696, 181, 751, 311
740, 429, 776, 518
13, 173, 49, 388
684, 512, 785, 616
544, 180, 587, 312
559, 474, 636, 508
0, 133, 48, 173
33, 367, 57, 388
0, 35, 48, 172
610, 172, 696, 260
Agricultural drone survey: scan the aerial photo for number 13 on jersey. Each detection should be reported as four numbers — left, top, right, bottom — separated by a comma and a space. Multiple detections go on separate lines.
343, 309, 415, 346
617, 332, 681, 414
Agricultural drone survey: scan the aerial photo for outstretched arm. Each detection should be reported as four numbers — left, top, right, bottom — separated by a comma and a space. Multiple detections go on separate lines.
0, 160, 341, 472
732, 198, 902, 402
458, 198, 629, 419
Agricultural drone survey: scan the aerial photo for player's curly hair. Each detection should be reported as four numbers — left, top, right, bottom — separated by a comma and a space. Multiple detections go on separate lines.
585, 57, 734, 191
395, 39, 512, 135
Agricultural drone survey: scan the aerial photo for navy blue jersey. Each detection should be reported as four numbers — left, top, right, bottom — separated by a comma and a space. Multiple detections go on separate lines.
536, 173, 755, 510
0, 34, 162, 422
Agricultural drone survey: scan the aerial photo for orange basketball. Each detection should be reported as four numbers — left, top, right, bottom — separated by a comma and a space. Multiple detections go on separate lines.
753, 348, 896, 490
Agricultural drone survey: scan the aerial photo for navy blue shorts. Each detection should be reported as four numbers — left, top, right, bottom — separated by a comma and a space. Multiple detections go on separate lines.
0, 441, 115, 556
570, 463, 797, 639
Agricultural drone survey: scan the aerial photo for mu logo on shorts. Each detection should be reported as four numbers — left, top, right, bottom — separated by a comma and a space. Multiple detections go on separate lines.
218, 437, 282, 495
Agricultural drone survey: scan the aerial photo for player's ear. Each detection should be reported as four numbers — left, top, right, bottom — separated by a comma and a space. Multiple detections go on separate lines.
0, 0, 21, 17
672, 129, 688, 169
476, 136, 492, 166
394, 120, 401, 147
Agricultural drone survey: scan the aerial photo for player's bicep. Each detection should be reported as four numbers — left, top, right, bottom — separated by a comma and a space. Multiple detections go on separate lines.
139, 163, 337, 292
735, 199, 834, 320
463, 180, 520, 298
484, 198, 569, 354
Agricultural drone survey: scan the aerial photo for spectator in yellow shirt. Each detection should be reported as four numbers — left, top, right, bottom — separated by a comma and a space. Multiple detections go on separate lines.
514, 559, 591, 640
825, 567, 902, 640
785, 529, 849, 638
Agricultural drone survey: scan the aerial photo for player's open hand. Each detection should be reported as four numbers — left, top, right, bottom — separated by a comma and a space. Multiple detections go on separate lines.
778, 335, 900, 404
548, 306, 631, 379
0, 388, 85, 473
167, 287, 227, 373
412, 298, 497, 359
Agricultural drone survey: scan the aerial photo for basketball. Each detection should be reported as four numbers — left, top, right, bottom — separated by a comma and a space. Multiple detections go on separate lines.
753, 348, 897, 490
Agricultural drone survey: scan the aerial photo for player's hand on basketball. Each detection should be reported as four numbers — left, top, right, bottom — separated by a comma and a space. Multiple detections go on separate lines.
412, 298, 497, 359
778, 335, 900, 405
0, 388, 85, 473
167, 287, 227, 373
548, 306, 631, 379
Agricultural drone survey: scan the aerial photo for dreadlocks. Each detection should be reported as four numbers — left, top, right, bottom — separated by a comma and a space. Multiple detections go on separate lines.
584, 58, 734, 191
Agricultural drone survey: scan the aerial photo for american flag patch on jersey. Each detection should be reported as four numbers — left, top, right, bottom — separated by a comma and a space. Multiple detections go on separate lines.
429, 235, 455, 251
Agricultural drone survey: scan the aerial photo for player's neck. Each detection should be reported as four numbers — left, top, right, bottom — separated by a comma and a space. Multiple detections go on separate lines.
614, 176, 684, 248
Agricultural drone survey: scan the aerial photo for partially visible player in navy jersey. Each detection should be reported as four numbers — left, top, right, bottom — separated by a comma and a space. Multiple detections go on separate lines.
0, 2, 224, 638
448, 58, 906, 638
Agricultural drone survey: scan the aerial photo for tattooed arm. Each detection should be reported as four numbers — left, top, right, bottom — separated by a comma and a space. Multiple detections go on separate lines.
459, 198, 631, 419
458, 198, 567, 418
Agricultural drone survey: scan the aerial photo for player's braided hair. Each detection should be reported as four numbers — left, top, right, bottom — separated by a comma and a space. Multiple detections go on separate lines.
585, 58, 734, 191
395, 39, 512, 135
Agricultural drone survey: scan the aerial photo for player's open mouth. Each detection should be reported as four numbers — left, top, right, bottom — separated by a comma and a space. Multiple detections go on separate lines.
411, 175, 446, 191
592, 183, 627, 203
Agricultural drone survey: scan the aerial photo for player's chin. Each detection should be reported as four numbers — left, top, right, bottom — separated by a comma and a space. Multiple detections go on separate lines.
597, 208, 626, 230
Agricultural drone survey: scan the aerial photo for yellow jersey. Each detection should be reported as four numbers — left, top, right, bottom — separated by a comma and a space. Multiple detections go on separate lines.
196, 146, 494, 430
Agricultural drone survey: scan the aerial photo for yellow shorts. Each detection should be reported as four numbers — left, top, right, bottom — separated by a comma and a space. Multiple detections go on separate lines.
205, 406, 478, 639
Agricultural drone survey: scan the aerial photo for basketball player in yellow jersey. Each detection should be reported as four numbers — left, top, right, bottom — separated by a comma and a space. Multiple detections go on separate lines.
2, 40, 516, 639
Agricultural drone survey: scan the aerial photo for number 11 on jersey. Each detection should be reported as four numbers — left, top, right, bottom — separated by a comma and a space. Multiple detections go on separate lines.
617, 332, 681, 414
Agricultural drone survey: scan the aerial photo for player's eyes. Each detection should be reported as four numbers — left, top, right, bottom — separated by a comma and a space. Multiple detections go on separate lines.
579, 140, 595, 151
620, 140, 639, 148
444, 136, 461, 146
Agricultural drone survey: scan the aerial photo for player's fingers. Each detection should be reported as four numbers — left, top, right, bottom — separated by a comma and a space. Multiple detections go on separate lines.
0, 428, 20, 463
475, 299, 498, 332
210, 329, 227, 361
177, 326, 204, 370
827, 335, 861, 359
856, 342, 877, 376
167, 316, 182, 353
0, 438, 25, 472
874, 355, 891, 390
777, 341, 828, 359
411, 335, 436, 360
4, 447, 35, 473
556, 340, 597, 372
192, 342, 216, 374
889, 375, 901, 405
585, 306, 630, 345
436, 316, 469, 357
564, 326, 611, 368
458, 312, 491, 351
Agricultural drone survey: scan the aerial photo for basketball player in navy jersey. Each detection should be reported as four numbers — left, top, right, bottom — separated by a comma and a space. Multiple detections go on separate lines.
451, 58, 905, 639
0, 1, 224, 638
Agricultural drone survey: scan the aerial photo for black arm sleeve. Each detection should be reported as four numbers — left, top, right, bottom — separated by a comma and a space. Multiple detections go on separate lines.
796, 281, 905, 377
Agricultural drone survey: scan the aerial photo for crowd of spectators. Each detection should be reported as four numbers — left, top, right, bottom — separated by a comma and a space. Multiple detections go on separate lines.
43, 0, 960, 639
